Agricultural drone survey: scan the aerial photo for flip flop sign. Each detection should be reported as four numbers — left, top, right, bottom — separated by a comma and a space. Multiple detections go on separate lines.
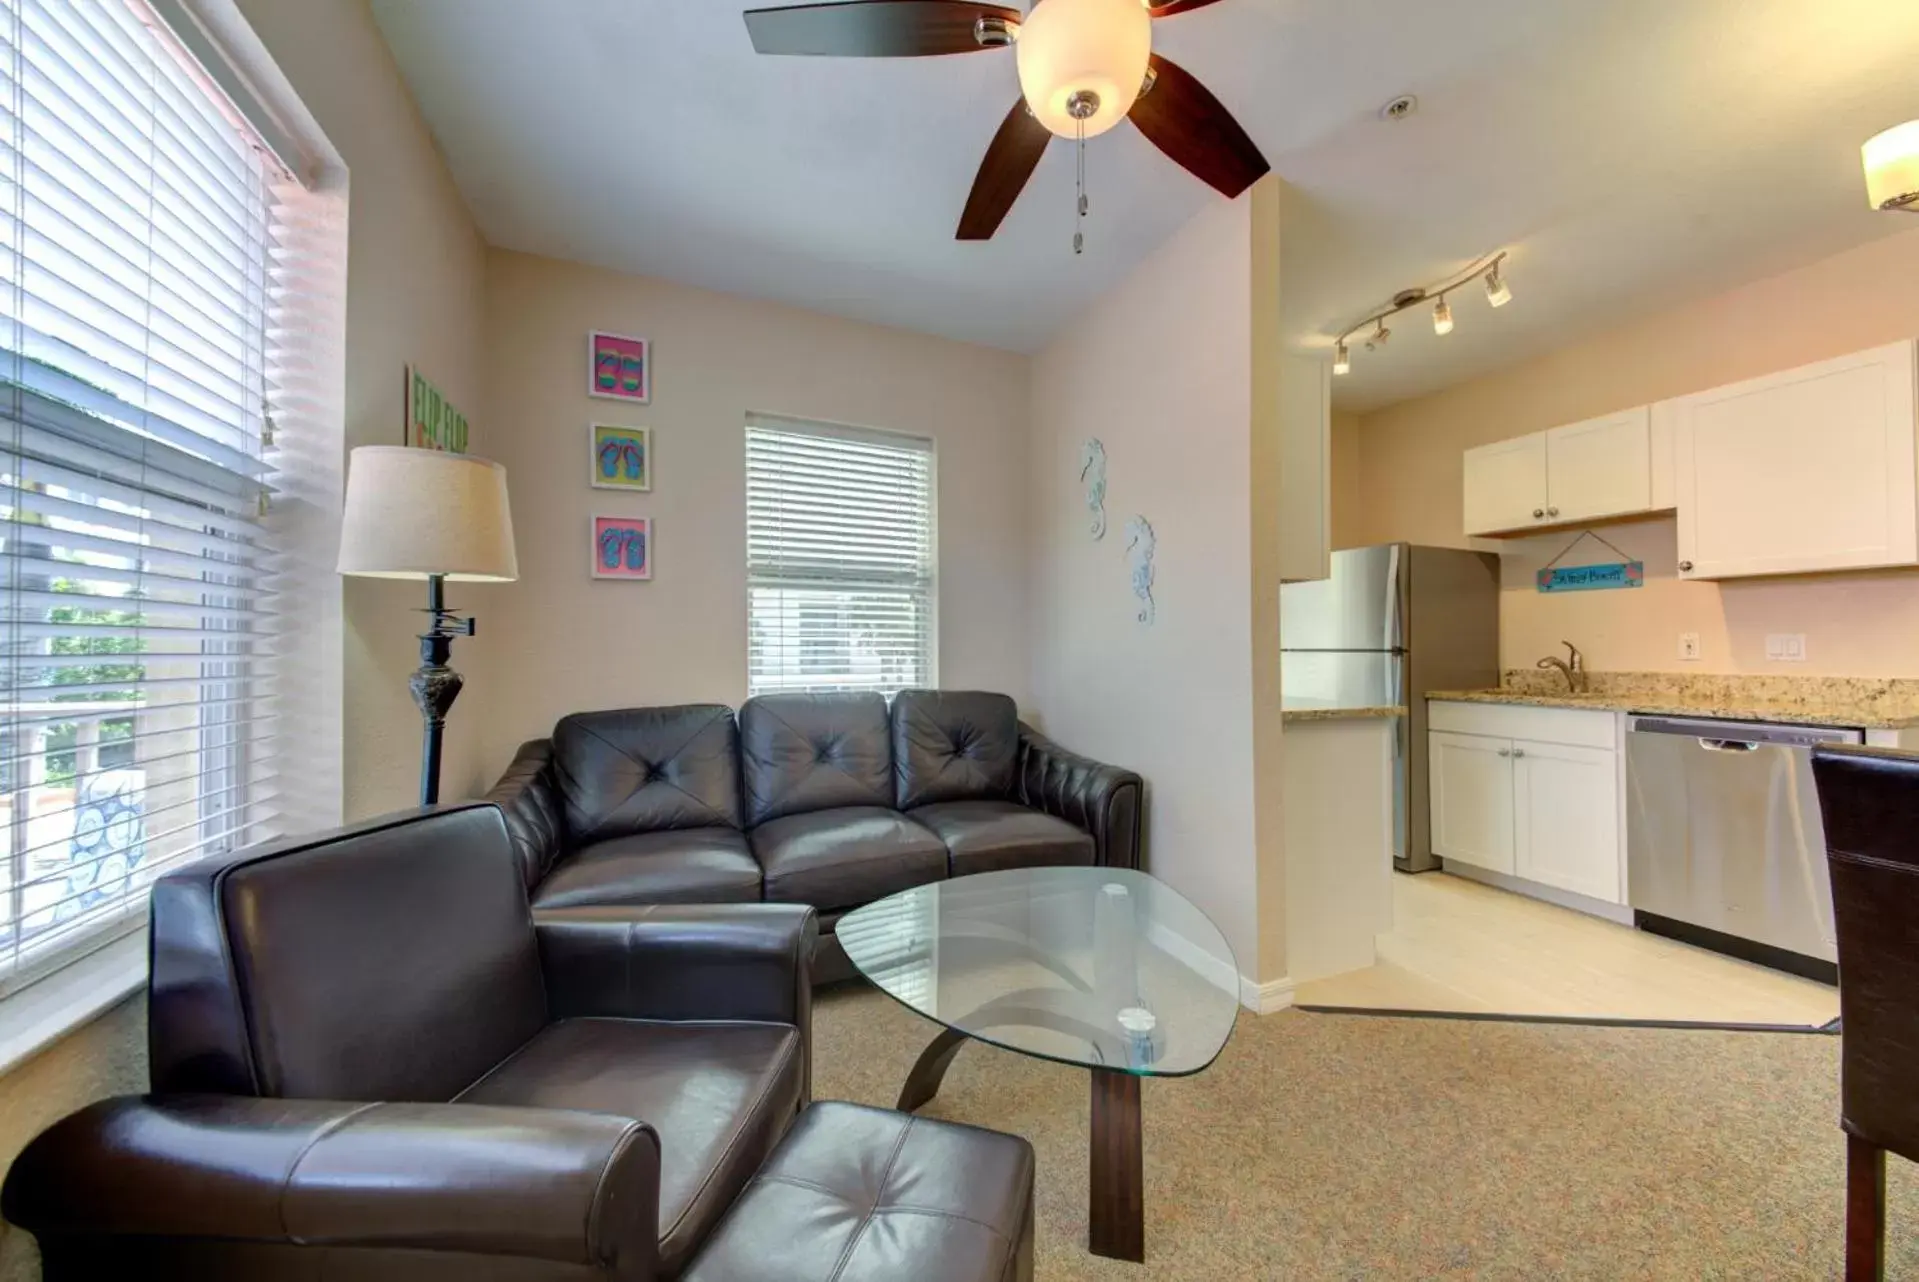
588, 330, 649, 404
591, 516, 652, 580
591, 424, 651, 491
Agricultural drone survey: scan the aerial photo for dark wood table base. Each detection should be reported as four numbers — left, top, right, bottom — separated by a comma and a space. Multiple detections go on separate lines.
896, 1031, 1147, 1263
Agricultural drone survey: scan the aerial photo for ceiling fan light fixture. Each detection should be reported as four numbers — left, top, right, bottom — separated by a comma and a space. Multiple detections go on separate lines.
1016, 0, 1152, 139
1863, 120, 1919, 212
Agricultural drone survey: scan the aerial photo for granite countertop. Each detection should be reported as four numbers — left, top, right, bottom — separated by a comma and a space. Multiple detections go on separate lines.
1425, 672, 1919, 730
1281, 704, 1407, 724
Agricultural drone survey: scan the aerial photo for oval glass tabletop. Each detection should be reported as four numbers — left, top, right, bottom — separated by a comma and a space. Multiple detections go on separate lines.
837, 866, 1240, 1077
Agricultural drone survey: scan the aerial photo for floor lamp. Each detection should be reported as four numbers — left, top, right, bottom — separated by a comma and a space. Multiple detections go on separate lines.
337, 446, 518, 805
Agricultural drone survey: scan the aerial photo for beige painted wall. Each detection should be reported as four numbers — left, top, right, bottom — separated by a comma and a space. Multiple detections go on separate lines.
473, 250, 1031, 778
1330, 409, 1364, 551
1027, 194, 1265, 978
1355, 222, 1919, 676
0, 2, 488, 1275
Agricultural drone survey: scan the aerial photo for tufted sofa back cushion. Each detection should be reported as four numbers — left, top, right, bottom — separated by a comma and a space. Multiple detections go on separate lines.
740, 692, 893, 827
552, 704, 743, 841
891, 690, 1018, 809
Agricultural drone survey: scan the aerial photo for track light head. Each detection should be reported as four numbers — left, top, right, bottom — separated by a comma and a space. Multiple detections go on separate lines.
1433, 295, 1453, 335
1485, 263, 1511, 308
1333, 340, 1349, 375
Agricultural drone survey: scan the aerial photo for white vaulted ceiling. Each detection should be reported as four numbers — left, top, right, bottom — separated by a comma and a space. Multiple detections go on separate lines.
372, 0, 1919, 411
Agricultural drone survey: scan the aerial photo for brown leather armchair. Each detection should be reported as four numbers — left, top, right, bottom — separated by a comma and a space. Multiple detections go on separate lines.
2, 803, 816, 1281
1812, 744, 1919, 1282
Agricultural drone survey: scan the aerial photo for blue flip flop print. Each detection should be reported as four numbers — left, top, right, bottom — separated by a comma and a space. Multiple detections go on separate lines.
599, 526, 625, 570
598, 439, 623, 478
625, 527, 647, 572
622, 439, 644, 480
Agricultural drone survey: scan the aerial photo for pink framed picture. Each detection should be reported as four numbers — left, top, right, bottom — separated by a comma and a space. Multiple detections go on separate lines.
592, 515, 652, 580
588, 330, 649, 403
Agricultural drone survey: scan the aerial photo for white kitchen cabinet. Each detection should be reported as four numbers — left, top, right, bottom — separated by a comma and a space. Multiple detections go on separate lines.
1427, 703, 1625, 907
1462, 434, 1548, 536
1461, 407, 1653, 536
1279, 354, 1332, 582
1670, 340, 1918, 579
1429, 730, 1516, 875
1512, 741, 1621, 902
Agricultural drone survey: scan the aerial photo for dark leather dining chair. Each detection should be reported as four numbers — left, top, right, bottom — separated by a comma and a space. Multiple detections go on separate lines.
1812, 744, 1919, 1281
2, 802, 816, 1280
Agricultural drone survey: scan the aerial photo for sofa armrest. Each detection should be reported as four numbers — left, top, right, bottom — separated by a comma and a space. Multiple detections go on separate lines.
484, 739, 565, 890
3, 1095, 660, 1277
536, 904, 816, 1097
1016, 723, 1144, 870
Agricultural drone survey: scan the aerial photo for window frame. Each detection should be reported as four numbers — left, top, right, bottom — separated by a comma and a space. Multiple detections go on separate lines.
744, 413, 940, 699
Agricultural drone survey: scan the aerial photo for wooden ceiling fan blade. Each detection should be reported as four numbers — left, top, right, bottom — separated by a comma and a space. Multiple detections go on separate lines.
1127, 53, 1270, 198
744, 1, 1021, 56
957, 100, 1051, 240
1148, 0, 1228, 15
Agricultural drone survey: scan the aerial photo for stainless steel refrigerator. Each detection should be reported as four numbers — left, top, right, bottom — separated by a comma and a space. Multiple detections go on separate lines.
1280, 544, 1500, 873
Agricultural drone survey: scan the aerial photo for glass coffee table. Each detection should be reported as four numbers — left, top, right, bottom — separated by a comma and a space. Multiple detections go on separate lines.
837, 865, 1240, 1263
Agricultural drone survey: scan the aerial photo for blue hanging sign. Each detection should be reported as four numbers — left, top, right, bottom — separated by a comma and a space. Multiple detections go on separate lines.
1536, 561, 1644, 593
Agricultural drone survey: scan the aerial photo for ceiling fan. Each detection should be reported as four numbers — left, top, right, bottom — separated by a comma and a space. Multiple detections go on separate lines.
742, 0, 1269, 241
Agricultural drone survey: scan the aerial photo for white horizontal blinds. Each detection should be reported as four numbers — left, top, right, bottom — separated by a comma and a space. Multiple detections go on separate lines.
746, 415, 936, 696
0, 0, 282, 993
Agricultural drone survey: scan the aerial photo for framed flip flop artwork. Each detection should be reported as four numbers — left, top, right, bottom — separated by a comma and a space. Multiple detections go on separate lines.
590, 423, 652, 491
591, 515, 652, 581
588, 330, 649, 404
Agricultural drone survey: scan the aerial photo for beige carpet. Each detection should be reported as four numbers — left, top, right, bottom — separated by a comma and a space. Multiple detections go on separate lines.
813, 985, 1912, 1280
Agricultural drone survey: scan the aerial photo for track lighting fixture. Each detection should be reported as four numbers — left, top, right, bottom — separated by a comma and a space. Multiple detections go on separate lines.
1330, 252, 1510, 376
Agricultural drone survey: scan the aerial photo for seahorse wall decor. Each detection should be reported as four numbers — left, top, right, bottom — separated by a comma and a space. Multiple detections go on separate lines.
1079, 438, 1108, 540
1123, 516, 1156, 625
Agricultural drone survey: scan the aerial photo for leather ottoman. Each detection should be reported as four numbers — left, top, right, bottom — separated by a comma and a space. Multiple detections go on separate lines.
683, 1101, 1035, 1282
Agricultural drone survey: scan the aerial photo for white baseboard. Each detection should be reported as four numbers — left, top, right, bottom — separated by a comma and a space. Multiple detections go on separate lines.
1442, 862, 1634, 926
1239, 974, 1295, 1014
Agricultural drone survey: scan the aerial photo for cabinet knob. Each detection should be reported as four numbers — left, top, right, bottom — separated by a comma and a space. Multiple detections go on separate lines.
1532, 508, 1545, 519
1497, 748, 1511, 757
1679, 560, 1693, 572
1512, 748, 1526, 758
1547, 506, 1560, 517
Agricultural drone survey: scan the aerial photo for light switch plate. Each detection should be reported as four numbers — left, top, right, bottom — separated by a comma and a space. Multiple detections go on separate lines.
1678, 632, 1701, 661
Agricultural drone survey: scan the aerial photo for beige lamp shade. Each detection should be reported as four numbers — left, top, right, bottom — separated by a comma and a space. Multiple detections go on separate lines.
1015, 0, 1152, 139
337, 446, 519, 581
1863, 120, 1919, 212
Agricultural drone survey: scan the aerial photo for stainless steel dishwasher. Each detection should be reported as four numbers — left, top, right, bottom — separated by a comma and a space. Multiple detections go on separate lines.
1625, 715, 1860, 977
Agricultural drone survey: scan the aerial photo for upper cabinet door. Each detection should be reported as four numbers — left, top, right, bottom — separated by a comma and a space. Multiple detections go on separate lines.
1544, 407, 1651, 525
1462, 432, 1548, 536
1671, 340, 1918, 579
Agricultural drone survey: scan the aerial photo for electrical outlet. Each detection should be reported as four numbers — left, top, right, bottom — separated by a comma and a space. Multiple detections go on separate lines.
1767, 633, 1807, 662
1678, 632, 1701, 661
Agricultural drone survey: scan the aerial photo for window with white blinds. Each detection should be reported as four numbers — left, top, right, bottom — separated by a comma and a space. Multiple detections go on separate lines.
746, 415, 936, 697
0, 0, 282, 996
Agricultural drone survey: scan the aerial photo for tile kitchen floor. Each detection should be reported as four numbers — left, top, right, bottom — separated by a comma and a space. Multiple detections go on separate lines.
1292, 871, 1839, 1028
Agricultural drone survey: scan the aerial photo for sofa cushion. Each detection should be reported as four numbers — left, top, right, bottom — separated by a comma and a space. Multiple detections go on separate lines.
750, 806, 946, 911
456, 1017, 803, 1278
892, 690, 1019, 810
740, 693, 893, 826
553, 704, 742, 841
907, 800, 1096, 878
531, 828, 763, 909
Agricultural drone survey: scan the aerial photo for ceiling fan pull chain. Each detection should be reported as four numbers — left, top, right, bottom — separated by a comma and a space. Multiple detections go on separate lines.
1074, 117, 1087, 255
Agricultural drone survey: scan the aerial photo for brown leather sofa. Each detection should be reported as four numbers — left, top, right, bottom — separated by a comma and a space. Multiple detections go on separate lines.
3, 803, 819, 1280
487, 689, 1143, 983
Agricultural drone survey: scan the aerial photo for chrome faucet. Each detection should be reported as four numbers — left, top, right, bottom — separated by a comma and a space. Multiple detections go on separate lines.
1536, 640, 1588, 694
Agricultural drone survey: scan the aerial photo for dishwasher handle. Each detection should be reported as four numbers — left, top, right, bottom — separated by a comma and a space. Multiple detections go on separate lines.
1698, 739, 1760, 753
